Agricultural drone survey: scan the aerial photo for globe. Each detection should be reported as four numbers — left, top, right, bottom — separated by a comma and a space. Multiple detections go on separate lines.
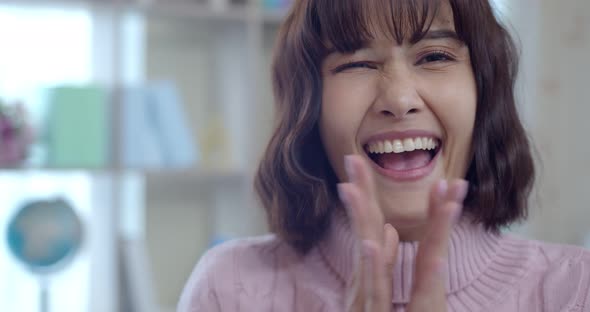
6, 198, 83, 274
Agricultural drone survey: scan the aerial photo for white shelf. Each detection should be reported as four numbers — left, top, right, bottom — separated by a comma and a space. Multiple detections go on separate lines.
0, 167, 247, 179
0, 0, 287, 24
144, 167, 249, 184
0, 2, 281, 310
125, 1, 252, 22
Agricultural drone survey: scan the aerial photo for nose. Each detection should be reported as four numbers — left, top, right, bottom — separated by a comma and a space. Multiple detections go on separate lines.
372, 65, 424, 119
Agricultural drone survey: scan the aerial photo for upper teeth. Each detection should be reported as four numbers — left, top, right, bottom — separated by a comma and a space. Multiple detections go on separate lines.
367, 137, 438, 154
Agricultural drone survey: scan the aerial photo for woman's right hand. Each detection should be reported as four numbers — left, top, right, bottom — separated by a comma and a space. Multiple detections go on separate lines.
337, 155, 468, 312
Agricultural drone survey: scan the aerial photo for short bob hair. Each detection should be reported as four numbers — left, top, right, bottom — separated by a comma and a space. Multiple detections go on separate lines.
255, 0, 535, 254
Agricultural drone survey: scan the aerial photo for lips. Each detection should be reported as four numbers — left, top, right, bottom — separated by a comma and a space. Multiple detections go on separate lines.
361, 130, 442, 181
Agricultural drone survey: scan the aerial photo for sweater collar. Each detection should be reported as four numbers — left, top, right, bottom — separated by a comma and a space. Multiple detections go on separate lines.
318, 210, 504, 304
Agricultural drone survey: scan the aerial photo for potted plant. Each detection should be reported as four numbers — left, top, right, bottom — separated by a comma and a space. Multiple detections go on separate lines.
0, 100, 34, 168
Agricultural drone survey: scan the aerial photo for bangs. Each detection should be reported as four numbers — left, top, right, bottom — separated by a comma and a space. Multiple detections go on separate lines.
314, 0, 443, 53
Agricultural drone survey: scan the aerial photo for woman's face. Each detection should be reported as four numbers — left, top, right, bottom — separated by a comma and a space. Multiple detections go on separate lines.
319, 4, 476, 239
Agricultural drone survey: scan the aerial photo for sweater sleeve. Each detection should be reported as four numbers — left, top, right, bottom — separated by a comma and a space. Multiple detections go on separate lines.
177, 244, 226, 312
541, 247, 590, 312
176, 235, 337, 312
176, 237, 282, 312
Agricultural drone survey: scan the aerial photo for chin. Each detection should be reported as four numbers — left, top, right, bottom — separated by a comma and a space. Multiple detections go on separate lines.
379, 193, 431, 228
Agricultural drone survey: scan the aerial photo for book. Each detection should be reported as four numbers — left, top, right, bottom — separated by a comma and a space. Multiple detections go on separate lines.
120, 81, 197, 169
45, 86, 110, 168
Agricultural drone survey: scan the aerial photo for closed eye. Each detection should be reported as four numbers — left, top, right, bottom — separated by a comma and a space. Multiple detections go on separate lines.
331, 61, 378, 74
416, 51, 456, 65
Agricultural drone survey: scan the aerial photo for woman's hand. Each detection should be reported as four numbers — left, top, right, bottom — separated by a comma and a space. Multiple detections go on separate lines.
337, 155, 468, 312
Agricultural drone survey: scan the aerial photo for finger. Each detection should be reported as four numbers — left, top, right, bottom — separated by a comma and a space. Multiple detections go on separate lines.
408, 180, 466, 310
421, 179, 468, 261
337, 181, 373, 311
382, 224, 399, 277
363, 224, 400, 312
362, 240, 377, 312
345, 154, 377, 200
429, 180, 448, 214
419, 200, 460, 273
445, 179, 469, 203
338, 182, 375, 241
347, 240, 377, 312
343, 155, 384, 242
340, 155, 393, 312
382, 224, 399, 306
344, 155, 380, 222
420, 180, 467, 261
410, 200, 461, 308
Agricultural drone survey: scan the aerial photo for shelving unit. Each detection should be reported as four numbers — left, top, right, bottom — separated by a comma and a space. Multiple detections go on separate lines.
0, 0, 287, 311
0, 0, 287, 22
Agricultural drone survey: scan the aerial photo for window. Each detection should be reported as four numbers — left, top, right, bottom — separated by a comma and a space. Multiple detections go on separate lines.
0, 5, 92, 119
0, 5, 94, 312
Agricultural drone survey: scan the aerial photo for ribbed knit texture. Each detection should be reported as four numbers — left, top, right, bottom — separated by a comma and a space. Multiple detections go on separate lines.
178, 212, 590, 312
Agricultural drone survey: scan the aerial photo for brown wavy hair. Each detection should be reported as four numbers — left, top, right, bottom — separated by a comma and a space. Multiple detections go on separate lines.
254, 0, 535, 254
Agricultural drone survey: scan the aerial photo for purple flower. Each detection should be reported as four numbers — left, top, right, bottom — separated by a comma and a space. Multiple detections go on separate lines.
0, 102, 34, 167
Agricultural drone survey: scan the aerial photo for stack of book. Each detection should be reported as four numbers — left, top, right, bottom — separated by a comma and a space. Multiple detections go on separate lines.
44, 81, 197, 170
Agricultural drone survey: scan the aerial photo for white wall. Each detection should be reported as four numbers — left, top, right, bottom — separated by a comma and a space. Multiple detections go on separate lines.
501, 0, 590, 246
525, 0, 590, 245
143, 16, 269, 308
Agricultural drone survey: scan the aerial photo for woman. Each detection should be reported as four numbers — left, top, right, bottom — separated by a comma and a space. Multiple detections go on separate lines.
178, 0, 590, 311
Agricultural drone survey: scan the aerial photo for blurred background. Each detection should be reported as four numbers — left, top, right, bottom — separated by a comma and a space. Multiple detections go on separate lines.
0, 0, 587, 311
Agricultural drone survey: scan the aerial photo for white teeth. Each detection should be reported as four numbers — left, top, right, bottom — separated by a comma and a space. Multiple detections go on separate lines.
403, 138, 415, 152
392, 140, 404, 153
384, 141, 393, 153
414, 137, 423, 149
367, 137, 439, 154
428, 138, 436, 150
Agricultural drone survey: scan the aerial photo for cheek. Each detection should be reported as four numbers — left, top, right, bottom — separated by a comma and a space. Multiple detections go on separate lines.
441, 93, 476, 137
429, 69, 477, 137
320, 79, 373, 177
320, 78, 372, 142
431, 75, 477, 174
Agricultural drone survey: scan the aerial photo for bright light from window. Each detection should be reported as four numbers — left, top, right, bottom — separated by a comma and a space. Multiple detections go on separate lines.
491, 0, 509, 19
0, 5, 94, 312
0, 5, 92, 116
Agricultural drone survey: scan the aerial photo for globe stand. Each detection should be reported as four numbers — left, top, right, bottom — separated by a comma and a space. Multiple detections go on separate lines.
6, 198, 83, 312
39, 276, 50, 312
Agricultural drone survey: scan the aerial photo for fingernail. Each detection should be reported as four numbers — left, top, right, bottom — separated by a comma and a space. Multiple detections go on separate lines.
344, 155, 356, 181
455, 180, 469, 202
362, 240, 375, 258
437, 180, 448, 197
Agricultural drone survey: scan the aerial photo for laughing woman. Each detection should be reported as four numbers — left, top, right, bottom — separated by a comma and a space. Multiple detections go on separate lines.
178, 0, 590, 311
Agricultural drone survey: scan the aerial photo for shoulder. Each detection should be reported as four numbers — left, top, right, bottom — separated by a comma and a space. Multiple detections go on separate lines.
533, 239, 590, 264
193, 234, 287, 277
177, 235, 299, 312
524, 239, 590, 311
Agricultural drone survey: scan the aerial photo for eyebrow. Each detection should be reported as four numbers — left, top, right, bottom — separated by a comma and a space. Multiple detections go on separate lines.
412, 29, 461, 44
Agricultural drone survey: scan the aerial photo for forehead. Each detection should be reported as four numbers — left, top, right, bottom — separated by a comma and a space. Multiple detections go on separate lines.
372, 6, 455, 43
319, 0, 457, 52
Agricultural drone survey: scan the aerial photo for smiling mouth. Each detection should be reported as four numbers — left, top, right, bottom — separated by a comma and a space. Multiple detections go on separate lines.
364, 137, 442, 171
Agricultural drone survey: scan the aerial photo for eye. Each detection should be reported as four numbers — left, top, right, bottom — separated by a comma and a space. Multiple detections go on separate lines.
416, 50, 456, 65
331, 61, 378, 74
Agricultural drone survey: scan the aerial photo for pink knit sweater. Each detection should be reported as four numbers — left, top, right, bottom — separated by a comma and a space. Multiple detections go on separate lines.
178, 212, 590, 311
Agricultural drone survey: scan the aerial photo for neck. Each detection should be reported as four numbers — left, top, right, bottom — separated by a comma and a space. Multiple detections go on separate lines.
390, 220, 430, 241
